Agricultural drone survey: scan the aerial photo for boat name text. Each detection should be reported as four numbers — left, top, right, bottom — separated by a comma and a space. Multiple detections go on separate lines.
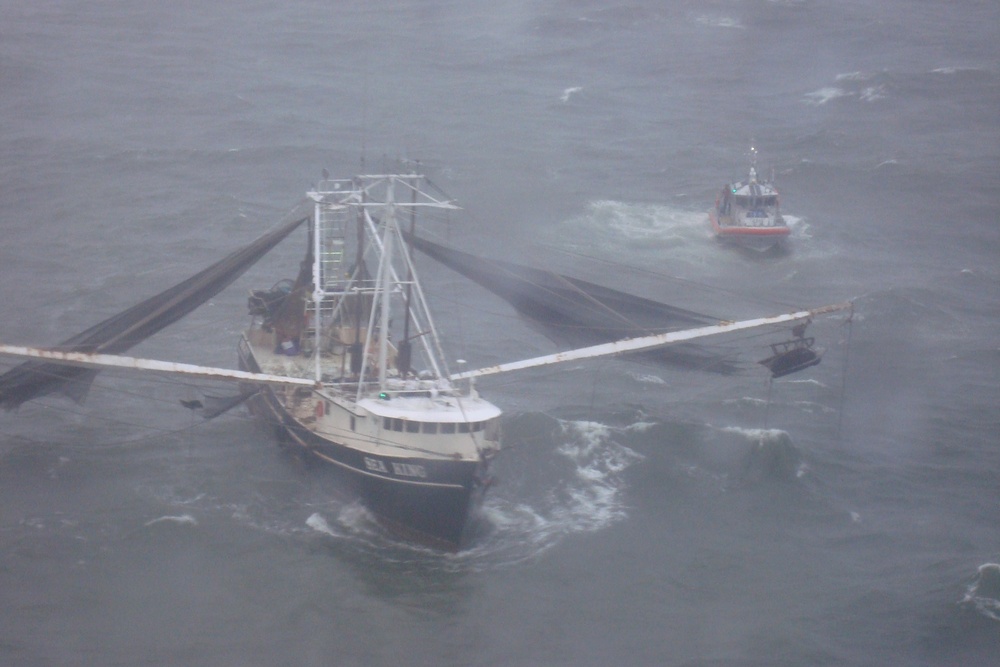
364, 457, 427, 478
391, 462, 427, 478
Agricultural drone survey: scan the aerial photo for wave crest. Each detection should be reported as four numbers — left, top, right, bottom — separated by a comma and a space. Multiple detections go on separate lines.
961, 563, 1000, 622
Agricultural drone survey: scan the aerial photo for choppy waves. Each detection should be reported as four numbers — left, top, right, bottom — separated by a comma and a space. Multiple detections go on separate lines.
961, 563, 1000, 622
804, 65, 998, 108
724, 426, 808, 483
804, 71, 888, 105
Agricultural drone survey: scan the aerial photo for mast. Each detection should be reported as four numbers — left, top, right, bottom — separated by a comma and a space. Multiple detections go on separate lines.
311, 188, 323, 383
308, 176, 355, 383
351, 185, 366, 377
376, 181, 395, 390
316, 174, 457, 398
398, 182, 418, 377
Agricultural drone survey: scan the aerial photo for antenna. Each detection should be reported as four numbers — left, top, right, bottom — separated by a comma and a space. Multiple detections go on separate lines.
360, 65, 369, 173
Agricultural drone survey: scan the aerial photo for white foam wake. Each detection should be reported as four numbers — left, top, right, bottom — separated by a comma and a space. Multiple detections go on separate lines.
480, 418, 644, 558
298, 418, 644, 565
306, 512, 335, 536
305, 502, 379, 540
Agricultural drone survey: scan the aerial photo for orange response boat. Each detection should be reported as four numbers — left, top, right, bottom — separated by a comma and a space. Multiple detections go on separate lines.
709, 146, 790, 251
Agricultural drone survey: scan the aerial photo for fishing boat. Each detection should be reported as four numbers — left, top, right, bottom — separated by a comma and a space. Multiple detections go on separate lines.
236, 175, 502, 547
709, 146, 790, 251
0, 169, 851, 550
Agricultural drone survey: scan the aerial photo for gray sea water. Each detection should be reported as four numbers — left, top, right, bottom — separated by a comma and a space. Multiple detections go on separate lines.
2, 1, 999, 665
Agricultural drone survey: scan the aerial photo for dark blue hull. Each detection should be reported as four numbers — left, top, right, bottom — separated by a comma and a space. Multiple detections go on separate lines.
239, 345, 490, 549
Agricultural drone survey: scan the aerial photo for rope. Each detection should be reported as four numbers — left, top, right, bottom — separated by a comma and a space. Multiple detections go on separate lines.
764, 376, 773, 429
837, 304, 855, 441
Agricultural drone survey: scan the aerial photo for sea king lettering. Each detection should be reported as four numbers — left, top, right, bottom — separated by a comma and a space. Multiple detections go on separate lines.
364, 456, 427, 478
391, 462, 428, 478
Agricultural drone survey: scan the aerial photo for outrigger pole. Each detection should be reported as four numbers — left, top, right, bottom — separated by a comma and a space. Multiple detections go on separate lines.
450, 302, 853, 380
0, 302, 853, 392
0, 344, 316, 388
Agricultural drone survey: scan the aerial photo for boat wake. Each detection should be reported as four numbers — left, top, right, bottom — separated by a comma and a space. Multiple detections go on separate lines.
305, 503, 380, 541
551, 199, 827, 266
783, 214, 806, 235
548, 200, 712, 262
305, 511, 336, 535
300, 414, 644, 569
135, 413, 643, 572
473, 417, 645, 563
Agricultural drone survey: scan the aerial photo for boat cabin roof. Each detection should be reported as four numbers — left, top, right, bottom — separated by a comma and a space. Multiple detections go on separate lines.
358, 394, 502, 422
729, 180, 779, 198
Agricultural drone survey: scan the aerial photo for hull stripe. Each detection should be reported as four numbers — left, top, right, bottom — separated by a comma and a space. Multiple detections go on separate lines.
260, 387, 469, 491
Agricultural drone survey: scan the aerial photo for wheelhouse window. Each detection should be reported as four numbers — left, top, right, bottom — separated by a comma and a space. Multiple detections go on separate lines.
421, 423, 438, 434
441, 423, 456, 434
405, 420, 419, 433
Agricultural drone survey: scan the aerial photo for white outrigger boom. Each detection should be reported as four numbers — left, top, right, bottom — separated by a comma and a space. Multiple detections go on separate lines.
0, 344, 316, 388
0, 303, 852, 390
451, 302, 853, 380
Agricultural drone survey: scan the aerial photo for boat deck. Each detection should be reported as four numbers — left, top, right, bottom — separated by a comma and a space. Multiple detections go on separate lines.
244, 327, 318, 379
